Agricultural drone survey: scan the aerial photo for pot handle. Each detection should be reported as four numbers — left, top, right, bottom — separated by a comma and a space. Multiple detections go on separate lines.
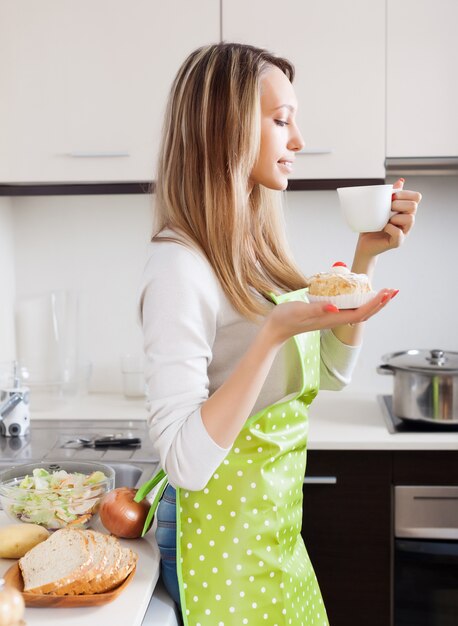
377, 364, 394, 376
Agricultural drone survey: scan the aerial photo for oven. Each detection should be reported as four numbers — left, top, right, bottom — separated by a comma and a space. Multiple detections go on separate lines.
394, 486, 458, 625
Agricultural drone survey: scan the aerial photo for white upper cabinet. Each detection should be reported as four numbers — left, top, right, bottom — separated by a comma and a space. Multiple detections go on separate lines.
0, 1, 219, 183
222, 0, 386, 179
387, 0, 458, 157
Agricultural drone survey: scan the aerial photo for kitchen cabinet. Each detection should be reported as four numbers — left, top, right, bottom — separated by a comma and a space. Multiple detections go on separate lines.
0, 0, 219, 184
222, 0, 386, 180
387, 0, 458, 157
302, 451, 392, 626
302, 449, 458, 626
392, 451, 458, 485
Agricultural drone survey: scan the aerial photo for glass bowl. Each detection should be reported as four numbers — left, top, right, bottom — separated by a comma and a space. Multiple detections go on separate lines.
0, 460, 115, 530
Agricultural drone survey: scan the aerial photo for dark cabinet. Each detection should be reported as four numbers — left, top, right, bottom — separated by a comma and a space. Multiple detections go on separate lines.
302, 450, 458, 626
302, 451, 392, 626
392, 451, 458, 485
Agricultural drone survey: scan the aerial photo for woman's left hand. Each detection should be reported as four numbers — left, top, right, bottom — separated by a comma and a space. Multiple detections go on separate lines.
355, 178, 421, 259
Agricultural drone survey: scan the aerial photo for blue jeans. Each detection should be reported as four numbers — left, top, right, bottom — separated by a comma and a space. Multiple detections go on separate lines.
155, 484, 181, 608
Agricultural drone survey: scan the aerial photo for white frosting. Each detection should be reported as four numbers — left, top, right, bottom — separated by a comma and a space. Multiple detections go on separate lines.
330, 265, 369, 284
330, 265, 350, 276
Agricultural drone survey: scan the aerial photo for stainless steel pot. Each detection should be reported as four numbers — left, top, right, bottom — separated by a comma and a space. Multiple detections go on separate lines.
377, 349, 458, 424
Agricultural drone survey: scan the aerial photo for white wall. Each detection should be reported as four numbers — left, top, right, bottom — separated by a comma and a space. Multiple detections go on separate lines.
0, 197, 16, 363
11, 174, 458, 395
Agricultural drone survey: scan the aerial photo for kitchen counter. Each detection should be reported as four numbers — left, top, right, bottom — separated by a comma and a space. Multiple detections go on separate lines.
29, 393, 148, 422
0, 514, 178, 626
27, 391, 458, 451
308, 390, 458, 450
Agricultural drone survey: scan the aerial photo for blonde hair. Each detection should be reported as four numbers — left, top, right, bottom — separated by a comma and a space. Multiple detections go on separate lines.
153, 42, 306, 320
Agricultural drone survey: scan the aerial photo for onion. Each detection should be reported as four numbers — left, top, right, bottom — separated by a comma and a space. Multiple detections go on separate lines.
0, 578, 25, 626
99, 487, 150, 538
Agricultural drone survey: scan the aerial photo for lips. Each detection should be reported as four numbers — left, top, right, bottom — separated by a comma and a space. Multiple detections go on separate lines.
277, 159, 294, 172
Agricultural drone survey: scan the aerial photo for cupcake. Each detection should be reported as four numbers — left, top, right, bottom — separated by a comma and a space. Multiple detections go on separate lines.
306, 262, 375, 309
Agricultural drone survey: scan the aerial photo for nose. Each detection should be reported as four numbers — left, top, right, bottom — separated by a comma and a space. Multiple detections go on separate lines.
288, 122, 305, 152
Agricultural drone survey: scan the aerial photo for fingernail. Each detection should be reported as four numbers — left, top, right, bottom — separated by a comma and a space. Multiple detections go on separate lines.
399, 178, 405, 182
381, 293, 390, 304
390, 289, 400, 299
391, 193, 396, 201
324, 304, 339, 313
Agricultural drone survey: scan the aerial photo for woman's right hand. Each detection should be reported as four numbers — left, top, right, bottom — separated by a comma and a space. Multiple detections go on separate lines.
264, 289, 398, 348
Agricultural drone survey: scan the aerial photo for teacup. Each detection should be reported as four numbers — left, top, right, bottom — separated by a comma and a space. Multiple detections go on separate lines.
336, 184, 397, 233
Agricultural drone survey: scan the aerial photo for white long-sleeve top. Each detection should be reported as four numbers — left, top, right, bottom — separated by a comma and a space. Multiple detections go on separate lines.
139, 232, 361, 491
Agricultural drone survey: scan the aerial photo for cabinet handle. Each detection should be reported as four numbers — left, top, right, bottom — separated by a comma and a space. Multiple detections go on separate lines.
303, 476, 337, 485
68, 151, 130, 158
298, 148, 334, 155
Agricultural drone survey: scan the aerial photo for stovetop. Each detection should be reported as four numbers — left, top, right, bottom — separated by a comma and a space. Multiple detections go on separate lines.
0, 418, 157, 463
378, 395, 458, 434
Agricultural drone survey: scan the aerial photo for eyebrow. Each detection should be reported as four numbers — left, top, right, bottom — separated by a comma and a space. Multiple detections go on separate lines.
272, 104, 296, 113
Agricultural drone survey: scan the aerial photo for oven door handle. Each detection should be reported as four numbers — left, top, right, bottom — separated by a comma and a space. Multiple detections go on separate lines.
396, 539, 458, 563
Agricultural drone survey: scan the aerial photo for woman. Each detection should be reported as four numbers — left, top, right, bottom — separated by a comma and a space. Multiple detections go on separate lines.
139, 43, 420, 626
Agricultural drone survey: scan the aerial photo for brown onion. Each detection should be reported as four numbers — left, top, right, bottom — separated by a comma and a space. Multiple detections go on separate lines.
99, 487, 150, 538
0, 579, 25, 626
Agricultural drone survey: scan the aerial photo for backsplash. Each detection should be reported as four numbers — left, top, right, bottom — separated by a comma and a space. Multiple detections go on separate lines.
6, 175, 458, 395
0, 197, 16, 363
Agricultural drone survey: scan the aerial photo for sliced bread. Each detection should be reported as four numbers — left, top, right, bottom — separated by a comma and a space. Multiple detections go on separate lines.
64, 533, 136, 595
51, 530, 109, 595
19, 528, 137, 596
99, 546, 138, 593
19, 528, 94, 594
71, 531, 121, 595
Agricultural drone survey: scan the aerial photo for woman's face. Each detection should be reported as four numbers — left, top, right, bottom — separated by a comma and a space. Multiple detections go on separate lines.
250, 66, 305, 191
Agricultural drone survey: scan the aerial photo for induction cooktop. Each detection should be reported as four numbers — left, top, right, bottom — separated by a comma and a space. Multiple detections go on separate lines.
378, 395, 458, 434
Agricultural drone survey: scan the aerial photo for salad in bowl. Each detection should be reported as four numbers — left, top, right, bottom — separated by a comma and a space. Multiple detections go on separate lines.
0, 461, 115, 530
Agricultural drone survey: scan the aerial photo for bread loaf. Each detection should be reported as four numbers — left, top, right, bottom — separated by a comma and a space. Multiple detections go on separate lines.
50, 530, 108, 595
72, 531, 121, 594
99, 546, 138, 593
18, 528, 137, 596
19, 528, 93, 594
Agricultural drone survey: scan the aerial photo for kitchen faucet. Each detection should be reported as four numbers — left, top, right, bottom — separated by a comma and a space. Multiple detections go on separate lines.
0, 362, 30, 437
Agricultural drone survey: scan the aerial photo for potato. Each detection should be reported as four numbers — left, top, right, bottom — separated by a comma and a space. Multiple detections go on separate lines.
0, 524, 50, 559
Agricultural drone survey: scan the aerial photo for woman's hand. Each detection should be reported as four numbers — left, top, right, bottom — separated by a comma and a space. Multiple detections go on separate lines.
354, 178, 421, 264
264, 289, 397, 348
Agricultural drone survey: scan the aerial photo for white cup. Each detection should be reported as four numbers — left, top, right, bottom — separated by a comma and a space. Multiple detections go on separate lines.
336, 184, 397, 233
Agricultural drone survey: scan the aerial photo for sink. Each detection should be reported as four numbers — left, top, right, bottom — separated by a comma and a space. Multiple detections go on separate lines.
106, 461, 155, 488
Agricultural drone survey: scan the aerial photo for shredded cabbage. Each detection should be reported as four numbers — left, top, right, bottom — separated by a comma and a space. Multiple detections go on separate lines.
5, 468, 108, 530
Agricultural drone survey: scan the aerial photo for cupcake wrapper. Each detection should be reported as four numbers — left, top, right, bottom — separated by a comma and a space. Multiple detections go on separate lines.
307, 291, 376, 309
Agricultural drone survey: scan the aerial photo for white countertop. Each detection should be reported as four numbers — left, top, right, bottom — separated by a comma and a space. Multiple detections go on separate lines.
308, 390, 458, 450
30, 391, 458, 451
0, 515, 162, 626
29, 393, 148, 422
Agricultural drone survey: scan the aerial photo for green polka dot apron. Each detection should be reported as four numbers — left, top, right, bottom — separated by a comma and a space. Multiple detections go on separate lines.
137, 288, 329, 626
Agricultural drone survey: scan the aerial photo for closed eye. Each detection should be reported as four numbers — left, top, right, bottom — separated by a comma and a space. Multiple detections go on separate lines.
274, 119, 289, 127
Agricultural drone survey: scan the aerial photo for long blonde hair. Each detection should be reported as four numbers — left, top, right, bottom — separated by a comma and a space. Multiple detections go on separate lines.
153, 42, 306, 320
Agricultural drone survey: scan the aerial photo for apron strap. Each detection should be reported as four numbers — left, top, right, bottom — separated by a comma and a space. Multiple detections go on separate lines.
134, 468, 169, 537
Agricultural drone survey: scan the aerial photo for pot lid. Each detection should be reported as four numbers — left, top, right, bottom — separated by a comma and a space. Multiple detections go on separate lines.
382, 349, 458, 373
